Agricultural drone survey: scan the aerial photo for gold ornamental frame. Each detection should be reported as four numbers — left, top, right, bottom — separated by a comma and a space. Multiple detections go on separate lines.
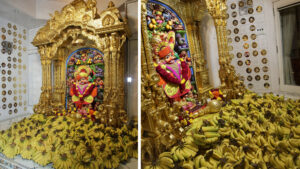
141, 0, 246, 165
32, 0, 129, 126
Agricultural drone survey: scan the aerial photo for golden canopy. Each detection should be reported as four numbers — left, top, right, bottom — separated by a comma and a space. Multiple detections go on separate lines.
32, 0, 129, 126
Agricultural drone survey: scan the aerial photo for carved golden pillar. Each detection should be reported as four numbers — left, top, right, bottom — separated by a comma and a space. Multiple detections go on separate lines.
141, 0, 158, 81
103, 34, 111, 104
34, 45, 53, 114
110, 33, 118, 107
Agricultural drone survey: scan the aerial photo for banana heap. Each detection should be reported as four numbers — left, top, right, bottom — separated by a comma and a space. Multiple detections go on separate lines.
144, 92, 300, 169
0, 114, 137, 169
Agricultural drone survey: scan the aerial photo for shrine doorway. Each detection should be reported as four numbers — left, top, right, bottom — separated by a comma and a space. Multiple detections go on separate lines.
65, 47, 104, 112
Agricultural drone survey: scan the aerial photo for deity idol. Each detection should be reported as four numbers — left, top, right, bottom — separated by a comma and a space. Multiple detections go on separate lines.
70, 65, 97, 108
154, 31, 192, 101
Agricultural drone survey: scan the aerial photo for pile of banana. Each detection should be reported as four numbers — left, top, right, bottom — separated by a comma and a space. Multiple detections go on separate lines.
0, 114, 137, 169
144, 92, 300, 169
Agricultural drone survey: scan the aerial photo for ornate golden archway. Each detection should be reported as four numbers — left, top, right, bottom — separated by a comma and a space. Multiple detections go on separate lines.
32, 0, 129, 126
141, 0, 246, 164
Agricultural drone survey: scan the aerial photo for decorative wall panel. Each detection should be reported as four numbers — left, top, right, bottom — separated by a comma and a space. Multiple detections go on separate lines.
226, 0, 271, 91
0, 18, 28, 121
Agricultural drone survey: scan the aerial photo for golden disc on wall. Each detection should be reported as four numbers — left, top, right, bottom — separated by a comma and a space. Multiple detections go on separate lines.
255, 75, 261, 81
7, 63, 11, 68
251, 34, 256, 40
1, 27, 6, 33
1, 77, 5, 82
1, 35, 6, 40
13, 25, 17, 30
13, 83, 17, 88
234, 28, 239, 34
231, 3, 236, 9
18, 59, 22, 63
13, 32, 17, 37
245, 59, 251, 66
13, 38, 17, 43
2, 97, 6, 103
1, 62, 5, 68
7, 23, 11, 28
14, 103, 17, 107
252, 42, 257, 48
235, 36, 240, 42
241, 18, 246, 24
245, 52, 250, 58
13, 45, 17, 49
19, 102, 22, 106
7, 77, 11, 82
18, 52, 22, 57
23, 35, 26, 40
23, 47, 26, 51
233, 20, 238, 26
253, 50, 258, 56
249, 17, 255, 23
248, 8, 254, 14
262, 66, 269, 72
14, 109, 18, 114
264, 83, 270, 88
2, 84, 7, 89
226, 13, 229, 19
2, 104, 6, 109
1, 70, 6, 75
250, 25, 256, 31
246, 68, 252, 73
13, 64, 17, 69
227, 30, 231, 35
256, 6, 263, 13
243, 43, 249, 49
262, 58, 268, 64
8, 90, 12, 95
254, 67, 260, 73
8, 110, 12, 115
247, 76, 253, 81
263, 75, 269, 80
7, 70, 11, 75
239, 1, 244, 7
23, 29, 26, 34
8, 30, 11, 35
2, 91, 6, 96
13, 89, 17, 94
237, 60, 243, 66
18, 46, 22, 50
248, 83, 253, 89
261, 49, 267, 55
13, 96, 17, 101
232, 11, 237, 18
18, 34, 22, 39
237, 52, 242, 58
242, 35, 248, 41
13, 77, 16, 82
18, 40, 22, 45
247, 0, 253, 5
228, 38, 232, 43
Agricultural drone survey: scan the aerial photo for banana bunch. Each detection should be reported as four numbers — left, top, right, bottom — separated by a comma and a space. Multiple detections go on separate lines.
170, 138, 198, 161
189, 116, 220, 147
0, 113, 138, 169
144, 152, 175, 169
153, 92, 300, 169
